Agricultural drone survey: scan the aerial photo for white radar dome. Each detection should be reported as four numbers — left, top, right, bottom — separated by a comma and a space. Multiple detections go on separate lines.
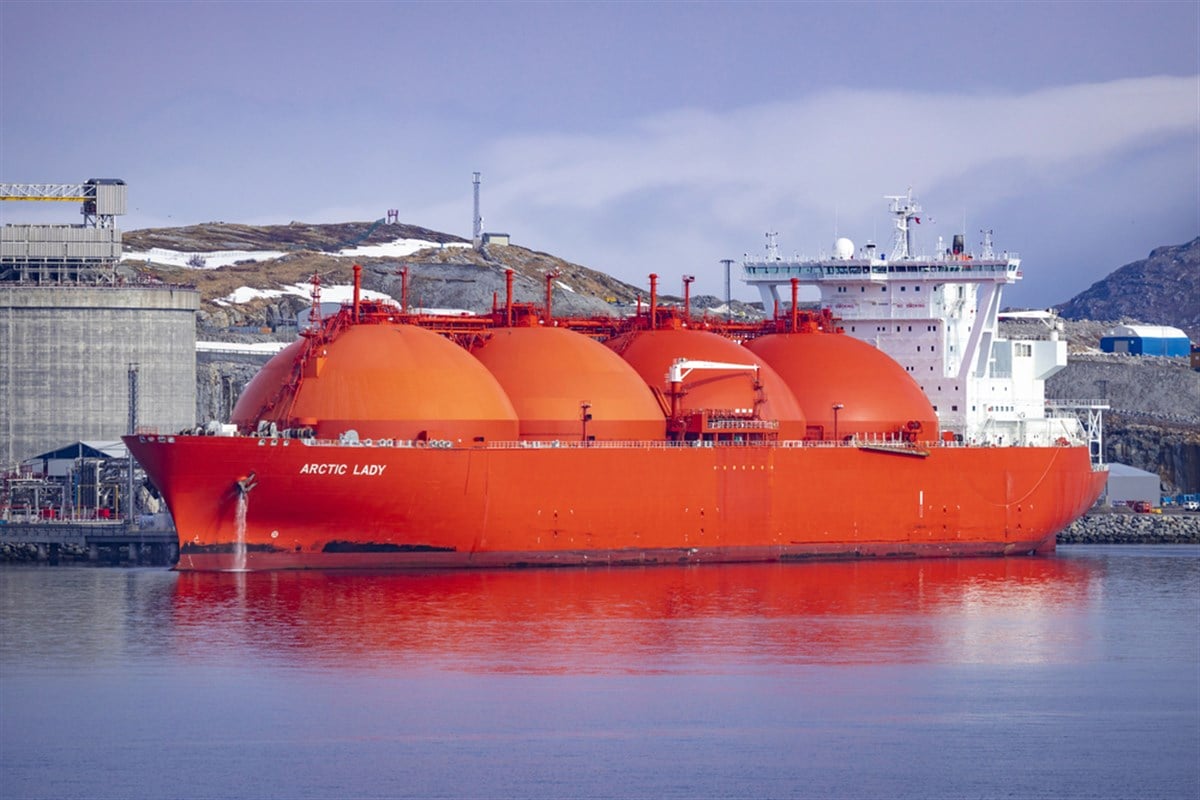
833, 237, 855, 260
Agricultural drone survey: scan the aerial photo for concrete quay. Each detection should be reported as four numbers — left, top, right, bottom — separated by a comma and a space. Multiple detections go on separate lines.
0, 520, 178, 565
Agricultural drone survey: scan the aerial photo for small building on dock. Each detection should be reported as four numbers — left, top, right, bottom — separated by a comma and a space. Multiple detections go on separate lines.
1104, 463, 1161, 507
1100, 325, 1190, 358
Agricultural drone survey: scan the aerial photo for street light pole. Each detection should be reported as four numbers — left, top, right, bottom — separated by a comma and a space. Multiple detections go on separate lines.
581, 401, 592, 442
832, 403, 844, 442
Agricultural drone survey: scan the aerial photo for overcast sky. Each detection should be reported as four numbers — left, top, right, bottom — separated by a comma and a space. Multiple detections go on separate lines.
2, 1, 1197, 307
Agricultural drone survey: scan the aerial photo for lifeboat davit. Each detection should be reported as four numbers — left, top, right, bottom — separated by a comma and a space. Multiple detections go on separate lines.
471, 326, 665, 441
745, 331, 939, 442
232, 323, 519, 443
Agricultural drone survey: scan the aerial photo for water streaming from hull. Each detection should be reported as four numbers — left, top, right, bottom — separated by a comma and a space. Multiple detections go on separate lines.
232, 492, 248, 572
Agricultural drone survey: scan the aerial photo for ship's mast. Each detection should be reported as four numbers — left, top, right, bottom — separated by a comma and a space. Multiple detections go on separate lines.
884, 188, 922, 260
980, 229, 995, 259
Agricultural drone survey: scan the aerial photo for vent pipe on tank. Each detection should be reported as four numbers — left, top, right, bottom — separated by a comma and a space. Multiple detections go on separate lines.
352, 264, 362, 321
790, 278, 799, 333
649, 273, 658, 330
544, 271, 559, 322
682, 275, 694, 325
505, 269, 514, 327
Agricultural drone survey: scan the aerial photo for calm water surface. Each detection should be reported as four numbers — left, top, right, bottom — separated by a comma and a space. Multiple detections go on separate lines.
2, 547, 1198, 800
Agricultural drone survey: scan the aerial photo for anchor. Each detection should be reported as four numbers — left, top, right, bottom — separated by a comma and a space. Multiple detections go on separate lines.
235, 471, 258, 495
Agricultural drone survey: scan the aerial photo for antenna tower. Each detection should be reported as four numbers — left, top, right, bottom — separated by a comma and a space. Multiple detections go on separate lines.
472, 172, 482, 249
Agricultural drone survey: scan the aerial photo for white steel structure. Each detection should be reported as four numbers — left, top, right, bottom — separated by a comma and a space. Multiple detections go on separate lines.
1, 179, 128, 283
743, 190, 1098, 449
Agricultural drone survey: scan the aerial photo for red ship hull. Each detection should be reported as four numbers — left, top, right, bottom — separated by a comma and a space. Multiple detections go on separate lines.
126, 434, 1107, 572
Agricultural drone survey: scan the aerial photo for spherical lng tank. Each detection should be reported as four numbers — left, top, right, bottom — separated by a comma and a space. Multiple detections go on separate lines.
471, 326, 666, 441
232, 323, 519, 442
744, 331, 938, 442
606, 328, 806, 439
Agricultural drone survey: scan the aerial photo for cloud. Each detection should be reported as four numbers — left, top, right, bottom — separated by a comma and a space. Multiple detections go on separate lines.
420, 75, 1197, 300
488, 76, 1195, 209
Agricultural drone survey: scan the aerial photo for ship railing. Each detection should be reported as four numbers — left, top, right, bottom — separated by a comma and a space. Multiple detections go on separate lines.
282, 435, 1082, 451
1045, 399, 1110, 409
743, 260, 1019, 279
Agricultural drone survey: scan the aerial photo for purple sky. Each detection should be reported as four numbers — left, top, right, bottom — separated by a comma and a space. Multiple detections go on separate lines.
2, 1, 1197, 307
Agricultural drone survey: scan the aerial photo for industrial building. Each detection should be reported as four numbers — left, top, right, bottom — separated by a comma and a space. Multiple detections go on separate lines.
1, 180, 199, 471
1100, 324, 1191, 357
1104, 463, 1161, 507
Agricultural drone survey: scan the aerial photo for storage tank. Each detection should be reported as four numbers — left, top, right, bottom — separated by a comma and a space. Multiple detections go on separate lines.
744, 331, 938, 442
0, 284, 199, 464
471, 326, 665, 441
606, 328, 806, 439
232, 323, 519, 443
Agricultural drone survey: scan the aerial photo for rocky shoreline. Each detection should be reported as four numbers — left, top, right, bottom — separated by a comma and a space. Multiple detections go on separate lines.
1057, 511, 1200, 545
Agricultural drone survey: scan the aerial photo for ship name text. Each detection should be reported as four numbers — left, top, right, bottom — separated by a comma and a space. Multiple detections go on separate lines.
298, 463, 388, 476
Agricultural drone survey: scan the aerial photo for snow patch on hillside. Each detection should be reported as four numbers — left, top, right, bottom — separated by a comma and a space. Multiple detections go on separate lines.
213, 283, 395, 306
338, 239, 472, 258
125, 248, 288, 269
126, 237, 471, 268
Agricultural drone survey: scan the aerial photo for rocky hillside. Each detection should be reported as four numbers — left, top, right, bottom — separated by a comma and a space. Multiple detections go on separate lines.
1056, 237, 1200, 340
121, 220, 762, 334
1045, 351, 1200, 494
123, 220, 464, 253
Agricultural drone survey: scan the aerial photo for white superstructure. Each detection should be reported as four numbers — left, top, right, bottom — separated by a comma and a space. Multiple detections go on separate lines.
743, 190, 1099, 449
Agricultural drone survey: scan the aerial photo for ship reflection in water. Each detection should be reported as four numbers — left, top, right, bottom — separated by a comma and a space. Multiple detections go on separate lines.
169, 557, 1102, 671
6, 551, 1198, 800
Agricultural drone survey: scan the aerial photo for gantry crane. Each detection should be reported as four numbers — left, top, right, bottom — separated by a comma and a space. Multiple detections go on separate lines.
0, 178, 126, 227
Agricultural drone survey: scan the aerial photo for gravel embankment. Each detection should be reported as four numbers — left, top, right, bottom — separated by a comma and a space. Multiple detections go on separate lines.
1058, 512, 1200, 544
0, 542, 89, 562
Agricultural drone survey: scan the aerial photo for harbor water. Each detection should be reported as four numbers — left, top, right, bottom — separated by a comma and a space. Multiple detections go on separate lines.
2, 546, 1198, 799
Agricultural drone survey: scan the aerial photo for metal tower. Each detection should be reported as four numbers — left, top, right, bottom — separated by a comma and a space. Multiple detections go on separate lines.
472, 172, 482, 249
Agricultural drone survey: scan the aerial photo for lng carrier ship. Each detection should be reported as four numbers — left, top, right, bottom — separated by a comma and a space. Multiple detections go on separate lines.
126, 193, 1108, 572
